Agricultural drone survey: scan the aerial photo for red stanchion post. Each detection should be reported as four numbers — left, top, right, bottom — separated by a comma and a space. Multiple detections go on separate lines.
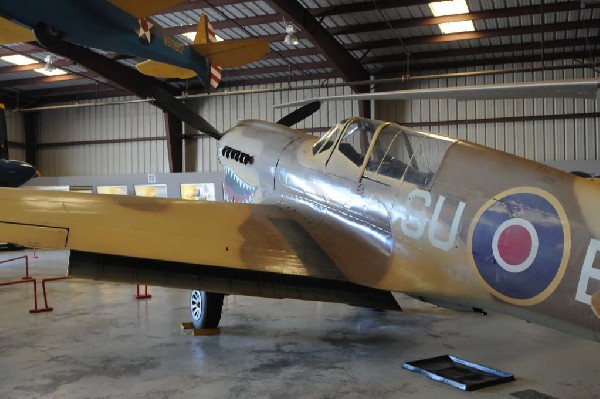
39, 276, 70, 312
21, 255, 31, 280
0, 278, 42, 313
135, 284, 151, 299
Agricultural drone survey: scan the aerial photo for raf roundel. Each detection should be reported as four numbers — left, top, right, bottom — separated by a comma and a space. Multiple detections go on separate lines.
468, 187, 571, 306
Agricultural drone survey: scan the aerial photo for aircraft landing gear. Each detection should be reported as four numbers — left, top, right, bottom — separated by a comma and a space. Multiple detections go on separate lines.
190, 290, 224, 329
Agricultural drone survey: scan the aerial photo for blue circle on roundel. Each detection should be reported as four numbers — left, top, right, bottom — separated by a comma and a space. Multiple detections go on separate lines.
471, 192, 564, 300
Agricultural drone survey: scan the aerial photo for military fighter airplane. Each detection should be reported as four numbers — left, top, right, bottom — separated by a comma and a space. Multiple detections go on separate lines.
0, 80, 599, 343
0, 1, 269, 89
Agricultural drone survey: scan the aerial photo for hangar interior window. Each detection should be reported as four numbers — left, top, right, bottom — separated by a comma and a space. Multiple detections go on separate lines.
367, 124, 454, 187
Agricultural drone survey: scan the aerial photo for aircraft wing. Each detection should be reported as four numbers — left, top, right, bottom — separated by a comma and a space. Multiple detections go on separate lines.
106, 0, 186, 19
135, 60, 197, 79
0, 16, 35, 44
275, 79, 600, 109
0, 188, 345, 281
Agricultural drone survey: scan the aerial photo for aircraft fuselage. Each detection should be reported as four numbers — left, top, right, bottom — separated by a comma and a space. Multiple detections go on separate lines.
219, 118, 600, 341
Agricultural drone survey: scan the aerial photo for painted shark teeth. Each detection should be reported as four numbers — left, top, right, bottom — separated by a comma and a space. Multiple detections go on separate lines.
223, 166, 257, 204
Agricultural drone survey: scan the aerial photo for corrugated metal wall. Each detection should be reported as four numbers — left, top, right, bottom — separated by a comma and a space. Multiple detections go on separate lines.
37, 99, 168, 176
27, 80, 354, 176
17, 67, 600, 176
375, 61, 599, 162
5, 109, 25, 161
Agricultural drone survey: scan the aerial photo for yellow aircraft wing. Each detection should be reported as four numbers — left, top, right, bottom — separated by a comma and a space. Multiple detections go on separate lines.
135, 60, 196, 79
190, 39, 270, 68
0, 188, 344, 280
0, 16, 35, 45
106, 0, 185, 19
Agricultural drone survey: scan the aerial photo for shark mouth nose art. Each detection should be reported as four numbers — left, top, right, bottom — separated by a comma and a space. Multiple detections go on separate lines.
223, 166, 257, 203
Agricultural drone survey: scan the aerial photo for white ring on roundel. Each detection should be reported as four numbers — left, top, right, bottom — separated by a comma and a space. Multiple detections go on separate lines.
492, 217, 539, 273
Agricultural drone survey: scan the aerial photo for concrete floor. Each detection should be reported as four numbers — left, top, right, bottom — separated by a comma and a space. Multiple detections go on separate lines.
0, 250, 599, 399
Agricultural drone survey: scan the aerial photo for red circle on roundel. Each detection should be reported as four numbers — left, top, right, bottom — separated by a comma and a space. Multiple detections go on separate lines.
497, 225, 532, 266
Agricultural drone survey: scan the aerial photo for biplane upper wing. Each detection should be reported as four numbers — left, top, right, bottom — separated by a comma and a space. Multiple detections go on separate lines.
0, 188, 345, 281
0, 16, 35, 45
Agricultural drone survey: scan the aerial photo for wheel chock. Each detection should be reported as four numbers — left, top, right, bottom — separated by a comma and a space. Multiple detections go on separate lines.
180, 322, 221, 335
193, 327, 220, 336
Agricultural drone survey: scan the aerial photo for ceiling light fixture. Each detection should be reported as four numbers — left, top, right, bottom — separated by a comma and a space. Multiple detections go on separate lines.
34, 55, 67, 76
284, 22, 300, 46
43, 55, 56, 73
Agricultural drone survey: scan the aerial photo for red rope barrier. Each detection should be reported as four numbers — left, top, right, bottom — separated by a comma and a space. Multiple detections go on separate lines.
0, 255, 31, 280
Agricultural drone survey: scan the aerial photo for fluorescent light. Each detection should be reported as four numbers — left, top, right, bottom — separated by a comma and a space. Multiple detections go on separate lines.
429, 0, 469, 17
438, 20, 475, 34
1, 54, 38, 65
34, 67, 67, 76
182, 31, 224, 42
429, 0, 474, 34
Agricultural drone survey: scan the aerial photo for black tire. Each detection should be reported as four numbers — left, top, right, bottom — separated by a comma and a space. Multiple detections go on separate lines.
33, 23, 63, 49
190, 290, 224, 329
6, 243, 24, 251
571, 171, 592, 178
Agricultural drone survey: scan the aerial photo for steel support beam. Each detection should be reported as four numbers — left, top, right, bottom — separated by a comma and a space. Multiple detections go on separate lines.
34, 40, 220, 138
0, 106, 8, 159
23, 111, 38, 167
164, 112, 183, 173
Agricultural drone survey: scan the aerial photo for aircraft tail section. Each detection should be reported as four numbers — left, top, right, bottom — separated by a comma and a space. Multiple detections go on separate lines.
135, 13, 267, 89
189, 39, 269, 69
195, 14, 222, 89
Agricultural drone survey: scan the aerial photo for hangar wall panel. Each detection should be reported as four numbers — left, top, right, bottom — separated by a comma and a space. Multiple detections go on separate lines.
5, 109, 25, 161
37, 99, 168, 176
32, 80, 355, 176
375, 60, 599, 163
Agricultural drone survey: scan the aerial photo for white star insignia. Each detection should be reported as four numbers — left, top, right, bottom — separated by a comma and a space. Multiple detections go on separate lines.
137, 18, 153, 44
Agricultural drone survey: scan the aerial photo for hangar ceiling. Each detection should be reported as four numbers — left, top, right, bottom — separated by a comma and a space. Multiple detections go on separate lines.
0, 0, 599, 109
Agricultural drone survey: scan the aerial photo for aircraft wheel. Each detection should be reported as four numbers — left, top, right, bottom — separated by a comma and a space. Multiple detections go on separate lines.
33, 23, 63, 49
190, 290, 224, 329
